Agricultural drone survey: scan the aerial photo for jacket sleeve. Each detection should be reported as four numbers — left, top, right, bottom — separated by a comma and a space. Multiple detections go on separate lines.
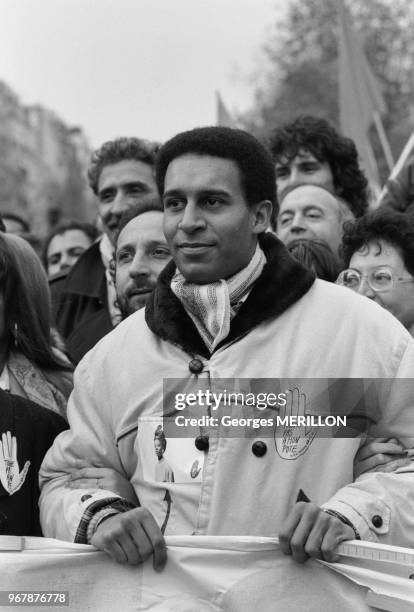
39, 352, 132, 542
323, 338, 414, 547
322, 470, 414, 545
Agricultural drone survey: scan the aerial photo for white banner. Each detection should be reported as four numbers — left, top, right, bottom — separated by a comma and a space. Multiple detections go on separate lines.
0, 536, 413, 611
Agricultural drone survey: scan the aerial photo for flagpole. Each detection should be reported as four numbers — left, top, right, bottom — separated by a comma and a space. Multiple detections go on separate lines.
377, 129, 414, 203
387, 129, 414, 180
365, 139, 382, 200
372, 111, 394, 172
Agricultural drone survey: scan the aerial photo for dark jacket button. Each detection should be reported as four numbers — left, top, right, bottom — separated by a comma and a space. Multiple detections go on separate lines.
252, 441, 267, 457
189, 359, 203, 374
372, 515, 383, 528
195, 435, 209, 451
81, 494, 92, 502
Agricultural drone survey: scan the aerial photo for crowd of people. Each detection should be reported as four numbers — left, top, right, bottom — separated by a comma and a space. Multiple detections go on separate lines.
1, 116, 414, 582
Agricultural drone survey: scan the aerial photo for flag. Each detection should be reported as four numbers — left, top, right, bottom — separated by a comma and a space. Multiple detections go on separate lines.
216, 92, 237, 128
338, 0, 387, 191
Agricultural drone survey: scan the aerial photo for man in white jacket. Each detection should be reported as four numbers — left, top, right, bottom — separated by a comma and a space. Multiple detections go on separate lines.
40, 127, 414, 571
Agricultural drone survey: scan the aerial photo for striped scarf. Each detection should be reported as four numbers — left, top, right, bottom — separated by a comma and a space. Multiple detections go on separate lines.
171, 245, 266, 353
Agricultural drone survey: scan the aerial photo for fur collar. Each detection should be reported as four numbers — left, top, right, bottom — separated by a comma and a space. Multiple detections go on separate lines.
145, 233, 315, 358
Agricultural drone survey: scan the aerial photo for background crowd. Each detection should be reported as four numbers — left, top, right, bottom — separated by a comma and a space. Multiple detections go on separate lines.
1, 113, 414, 544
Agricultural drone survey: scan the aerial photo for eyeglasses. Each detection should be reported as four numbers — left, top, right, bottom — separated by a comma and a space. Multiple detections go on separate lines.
337, 267, 414, 292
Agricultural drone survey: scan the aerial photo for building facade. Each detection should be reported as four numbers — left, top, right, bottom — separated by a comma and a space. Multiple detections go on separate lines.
0, 81, 95, 238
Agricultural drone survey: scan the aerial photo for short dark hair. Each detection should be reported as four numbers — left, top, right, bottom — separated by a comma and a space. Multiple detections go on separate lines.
287, 238, 342, 282
88, 137, 161, 195
115, 195, 164, 246
269, 115, 369, 219
341, 210, 414, 276
155, 126, 276, 212
42, 219, 98, 269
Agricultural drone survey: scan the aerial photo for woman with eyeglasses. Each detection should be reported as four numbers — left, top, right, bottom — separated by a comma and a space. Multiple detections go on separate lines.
338, 210, 414, 334
339, 210, 414, 478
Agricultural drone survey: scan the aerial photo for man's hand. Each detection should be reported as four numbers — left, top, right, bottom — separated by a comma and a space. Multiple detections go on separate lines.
354, 438, 411, 479
279, 502, 354, 563
67, 467, 139, 505
91, 507, 167, 570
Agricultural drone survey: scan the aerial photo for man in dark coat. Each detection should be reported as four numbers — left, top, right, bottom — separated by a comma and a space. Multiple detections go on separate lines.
53, 137, 161, 364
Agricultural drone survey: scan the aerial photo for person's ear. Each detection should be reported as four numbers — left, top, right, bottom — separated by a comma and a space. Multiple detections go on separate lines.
252, 200, 273, 234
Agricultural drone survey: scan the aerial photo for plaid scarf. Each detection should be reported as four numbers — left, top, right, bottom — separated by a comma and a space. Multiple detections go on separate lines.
6, 351, 69, 419
171, 244, 266, 353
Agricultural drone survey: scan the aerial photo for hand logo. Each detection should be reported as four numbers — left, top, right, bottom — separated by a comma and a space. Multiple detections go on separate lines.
0, 431, 30, 495
274, 387, 317, 460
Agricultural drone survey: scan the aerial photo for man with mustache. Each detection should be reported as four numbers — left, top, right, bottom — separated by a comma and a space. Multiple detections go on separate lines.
114, 208, 170, 319
49, 204, 170, 502
55, 137, 160, 363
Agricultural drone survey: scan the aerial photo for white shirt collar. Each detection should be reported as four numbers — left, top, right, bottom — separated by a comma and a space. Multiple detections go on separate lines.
0, 364, 10, 391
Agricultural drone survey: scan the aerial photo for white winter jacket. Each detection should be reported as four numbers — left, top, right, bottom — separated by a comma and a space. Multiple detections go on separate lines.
39, 235, 414, 547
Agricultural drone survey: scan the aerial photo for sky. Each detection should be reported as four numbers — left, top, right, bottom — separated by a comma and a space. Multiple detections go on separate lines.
0, 0, 279, 147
